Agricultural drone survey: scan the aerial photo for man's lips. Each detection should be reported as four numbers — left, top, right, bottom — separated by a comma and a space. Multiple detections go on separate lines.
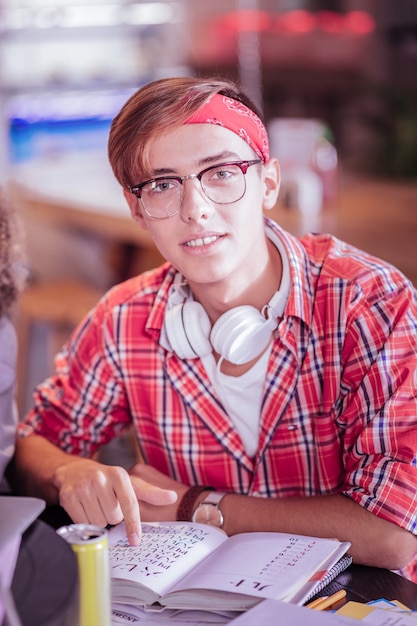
182, 234, 224, 248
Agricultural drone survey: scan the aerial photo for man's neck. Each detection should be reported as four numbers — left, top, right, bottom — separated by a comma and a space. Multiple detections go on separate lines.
189, 237, 283, 326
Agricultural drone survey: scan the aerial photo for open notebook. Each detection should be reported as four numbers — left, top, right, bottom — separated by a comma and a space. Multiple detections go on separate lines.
109, 521, 352, 614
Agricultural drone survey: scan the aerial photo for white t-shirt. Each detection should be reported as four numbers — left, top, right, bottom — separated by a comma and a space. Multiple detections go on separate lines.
202, 344, 272, 457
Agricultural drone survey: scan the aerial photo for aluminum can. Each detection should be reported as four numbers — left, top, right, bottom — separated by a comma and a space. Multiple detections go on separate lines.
57, 523, 111, 626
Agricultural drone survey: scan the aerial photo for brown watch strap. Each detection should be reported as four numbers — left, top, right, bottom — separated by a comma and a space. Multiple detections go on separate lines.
177, 485, 216, 521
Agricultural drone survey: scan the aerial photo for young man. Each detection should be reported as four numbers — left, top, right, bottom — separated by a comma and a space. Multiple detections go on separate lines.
9, 77, 417, 580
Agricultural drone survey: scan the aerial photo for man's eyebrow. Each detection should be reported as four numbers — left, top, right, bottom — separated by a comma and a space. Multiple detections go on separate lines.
151, 151, 242, 177
200, 151, 241, 165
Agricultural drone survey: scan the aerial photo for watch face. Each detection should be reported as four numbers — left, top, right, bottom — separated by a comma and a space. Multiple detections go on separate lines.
193, 503, 223, 527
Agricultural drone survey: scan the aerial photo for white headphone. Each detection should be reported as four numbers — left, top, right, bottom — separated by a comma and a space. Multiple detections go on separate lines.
163, 226, 290, 365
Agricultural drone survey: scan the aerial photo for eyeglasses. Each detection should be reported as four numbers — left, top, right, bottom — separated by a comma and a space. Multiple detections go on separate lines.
129, 159, 262, 220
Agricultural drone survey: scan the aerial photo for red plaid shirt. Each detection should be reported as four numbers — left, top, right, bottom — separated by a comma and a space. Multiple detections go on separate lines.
19, 219, 417, 580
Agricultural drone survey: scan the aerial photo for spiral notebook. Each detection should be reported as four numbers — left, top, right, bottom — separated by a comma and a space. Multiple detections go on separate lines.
305, 554, 353, 602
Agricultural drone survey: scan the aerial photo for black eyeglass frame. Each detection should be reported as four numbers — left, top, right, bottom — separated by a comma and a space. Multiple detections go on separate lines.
128, 159, 262, 219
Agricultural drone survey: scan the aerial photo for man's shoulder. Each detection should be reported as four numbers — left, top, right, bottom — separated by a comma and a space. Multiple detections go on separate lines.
300, 232, 411, 291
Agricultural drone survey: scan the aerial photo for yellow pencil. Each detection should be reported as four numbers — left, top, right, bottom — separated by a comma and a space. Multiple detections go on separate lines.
306, 589, 347, 610
306, 596, 329, 609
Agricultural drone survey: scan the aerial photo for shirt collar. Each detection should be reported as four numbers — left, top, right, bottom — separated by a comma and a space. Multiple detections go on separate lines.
263, 217, 313, 328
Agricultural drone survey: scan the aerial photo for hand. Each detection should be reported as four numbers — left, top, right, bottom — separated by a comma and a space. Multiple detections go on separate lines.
129, 464, 188, 523
53, 457, 177, 545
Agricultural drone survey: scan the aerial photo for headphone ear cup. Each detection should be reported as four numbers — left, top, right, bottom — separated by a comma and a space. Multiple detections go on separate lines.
165, 301, 212, 359
211, 306, 277, 365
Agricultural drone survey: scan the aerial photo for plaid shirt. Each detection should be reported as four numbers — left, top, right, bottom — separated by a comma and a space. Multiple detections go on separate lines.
19, 219, 417, 579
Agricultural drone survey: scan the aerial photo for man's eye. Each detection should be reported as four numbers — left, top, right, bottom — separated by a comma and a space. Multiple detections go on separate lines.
210, 167, 236, 181
149, 180, 176, 193
216, 170, 230, 179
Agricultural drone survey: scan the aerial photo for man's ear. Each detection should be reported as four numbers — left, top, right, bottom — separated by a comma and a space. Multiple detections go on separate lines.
123, 188, 148, 230
262, 158, 281, 211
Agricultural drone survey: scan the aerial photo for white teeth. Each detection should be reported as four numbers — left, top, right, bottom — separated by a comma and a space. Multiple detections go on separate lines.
186, 235, 218, 247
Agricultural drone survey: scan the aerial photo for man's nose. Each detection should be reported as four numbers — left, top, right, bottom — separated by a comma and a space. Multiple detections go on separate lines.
179, 177, 213, 223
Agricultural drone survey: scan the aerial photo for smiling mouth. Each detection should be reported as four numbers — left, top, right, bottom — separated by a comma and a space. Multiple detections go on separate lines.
184, 235, 222, 247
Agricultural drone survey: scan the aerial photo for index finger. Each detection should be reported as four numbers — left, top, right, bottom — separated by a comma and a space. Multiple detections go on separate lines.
112, 470, 142, 545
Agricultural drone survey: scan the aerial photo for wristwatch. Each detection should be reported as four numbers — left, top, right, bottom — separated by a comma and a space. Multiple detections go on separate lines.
177, 485, 215, 522
191, 491, 228, 528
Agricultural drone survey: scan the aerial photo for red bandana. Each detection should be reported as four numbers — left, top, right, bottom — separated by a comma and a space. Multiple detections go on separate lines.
183, 94, 269, 162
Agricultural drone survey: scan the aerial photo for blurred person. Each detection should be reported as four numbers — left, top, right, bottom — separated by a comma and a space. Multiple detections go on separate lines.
0, 190, 26, 488
8, 77, 417, 580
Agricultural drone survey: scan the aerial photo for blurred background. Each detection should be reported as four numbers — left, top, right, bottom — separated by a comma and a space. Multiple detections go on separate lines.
1, 0, 416, 426
1, 0, 417, 177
